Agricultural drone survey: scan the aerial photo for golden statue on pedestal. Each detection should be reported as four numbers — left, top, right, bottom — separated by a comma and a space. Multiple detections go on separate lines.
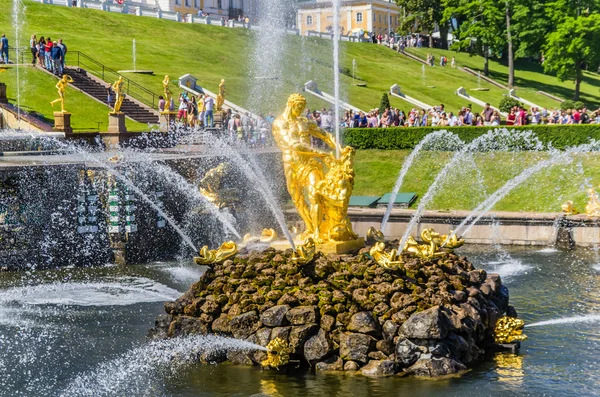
111, 76, 125, 114
561, 200, 579, 215
216, 79, 227, 111
494, 316, 527, 344
162, 75, 172, 113
272, 94, 358, 248
586, 187, 600, 217
50, 74, 74, 113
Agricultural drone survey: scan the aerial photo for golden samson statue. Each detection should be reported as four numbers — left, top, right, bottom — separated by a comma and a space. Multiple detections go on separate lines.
272, 94, 360, 249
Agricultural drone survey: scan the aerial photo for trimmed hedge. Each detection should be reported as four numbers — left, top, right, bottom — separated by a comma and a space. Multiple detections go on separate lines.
343, 125, 600, 150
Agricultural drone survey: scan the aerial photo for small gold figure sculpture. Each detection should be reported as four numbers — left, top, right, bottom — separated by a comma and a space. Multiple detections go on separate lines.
198, 163, 238, 209
586, 188, 600, 217
272, 94, 358, 245
291, 238, 316, 264
366, 227, 385, 244
260, 228, 278, 243
262, 337, 291, 369
561, 200, 579, 215
369, 242, 403, 268
111, 76, 125, 114
402, 228, 464, 260
216, 79, 227, 111
50, 74, 74, 113
494, 316, 527, 344
194, 241, 238, 265
440, 230, 465, 250
162, 75, 172, 113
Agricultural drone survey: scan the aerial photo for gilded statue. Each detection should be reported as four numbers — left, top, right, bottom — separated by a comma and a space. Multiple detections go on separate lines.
366, 226, 385, 244
50, 74, 74, 113
291, 238, 316, 264
494, 316, 527, 344
402, 228, 464, 259
586, 188, 600, 217
194, 241, 238, 265
260, 228, 278, 243
369, 242, 403, 268
162, 75, 172, 113
262, 337, 291, 369
216, 79, 227, 111
272, 94, 357, 244
111, 76, 125, 114
561, 200, 579, 215
198, 163, 238, 209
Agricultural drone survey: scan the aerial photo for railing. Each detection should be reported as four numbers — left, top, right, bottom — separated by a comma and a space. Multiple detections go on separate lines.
3, 47, 29, 65
70, 51, 160, 109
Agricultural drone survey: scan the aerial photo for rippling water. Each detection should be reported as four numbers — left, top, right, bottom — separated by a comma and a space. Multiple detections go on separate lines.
0, 248, 598, 396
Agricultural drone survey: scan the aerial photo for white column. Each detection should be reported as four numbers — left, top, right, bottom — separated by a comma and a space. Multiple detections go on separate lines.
387, 10, 390, 34
298, 12, 303, 35
367, 6, 373, 32
346, 9, 352, 33
316, 11, 321, 33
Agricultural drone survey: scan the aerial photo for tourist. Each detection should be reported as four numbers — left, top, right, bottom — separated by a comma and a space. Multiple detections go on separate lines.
448, 111, 458, 126
30, 34, 37, 66
107, 84, 113, 107
580, 107, 590, 124
241, 112, 252, 141
197, 94, 205, 127
227, 112, 236, 141
320, 109, 332, 132
187, 96, 198, 127
0, 34, 8, 64
482, 103, 494, 125
50, 42, 63, 75
474, 113, 484, 126
57, 39, 67, 70
451, 57, 456, 68
37, 37, 46, 68
158, 95, 165, 112
506, 108, 516, 125
463, 107, 473, 126
490, 110, 501, 126
420, 109, 428, 126
44, 37, 53, 70
530, 107, 541, 125
177, 94, 188, 124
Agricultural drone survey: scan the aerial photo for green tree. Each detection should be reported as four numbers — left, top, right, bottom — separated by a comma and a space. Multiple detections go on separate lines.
380, 93, 391, 113
543, 14, 600, 100
396, 0, 449, 49
442, 0, 506, 76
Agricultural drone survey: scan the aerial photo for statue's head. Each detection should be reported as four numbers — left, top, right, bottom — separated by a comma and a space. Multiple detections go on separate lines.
165, 75, 169, 79
221, 79, 225, 83
286, 94, 306, 118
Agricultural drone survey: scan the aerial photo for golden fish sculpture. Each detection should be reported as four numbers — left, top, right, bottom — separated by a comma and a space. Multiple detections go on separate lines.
194, 241, 238, 265
260, 228, 278, 243
262, 337, 291, 369
494, 316, 527, 344
369, 242, 403, 268
366, 227, 385, 244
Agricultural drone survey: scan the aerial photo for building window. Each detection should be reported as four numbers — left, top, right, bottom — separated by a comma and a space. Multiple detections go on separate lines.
373, 12, 376, 21
356, 12, 363, 23
379, 14, 382, 23
175, 0, 180, 5
185, 0, 189, 6
217, 0, 222, 9
194, 0, 198, 7
307, 15, 313, 26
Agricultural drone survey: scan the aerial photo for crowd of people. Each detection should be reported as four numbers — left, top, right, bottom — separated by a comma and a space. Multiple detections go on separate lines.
29, 35, 68, 76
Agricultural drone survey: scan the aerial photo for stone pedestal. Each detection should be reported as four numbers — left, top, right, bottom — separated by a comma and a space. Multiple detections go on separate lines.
271, 238, 365, 255
0, 83, 7, 104
53, 112, 73, 134
108, 112, 127, 134
159, 111, 177, 132
213, 111, 225, 128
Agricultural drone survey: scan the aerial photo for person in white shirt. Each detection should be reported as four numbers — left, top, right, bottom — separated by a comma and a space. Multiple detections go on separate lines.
448, 112, 458, 126
203, 96, 215, 127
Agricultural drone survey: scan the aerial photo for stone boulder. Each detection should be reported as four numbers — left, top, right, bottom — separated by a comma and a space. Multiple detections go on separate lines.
347, 311, 381, 336
286, 306, 318, 325
229, 311, 261, 339
360, 360, 396, 377
315, 355, 344, 371
304, 329, 332, 362
260, 305, 290, 327
289, 323, 319, 354
395, 338, 421, 368
399, 306, 449, 339
405, 356, 467, 377
339, 332, 373, 364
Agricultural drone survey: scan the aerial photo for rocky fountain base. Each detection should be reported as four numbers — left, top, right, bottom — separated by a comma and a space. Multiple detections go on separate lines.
150, 245, 520, 378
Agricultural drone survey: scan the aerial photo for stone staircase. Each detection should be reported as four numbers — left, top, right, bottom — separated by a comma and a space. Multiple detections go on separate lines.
63, 68, 159, 124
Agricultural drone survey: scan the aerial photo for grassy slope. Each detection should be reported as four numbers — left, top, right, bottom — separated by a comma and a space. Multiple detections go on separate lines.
406, 47, 600, 109
354, 149, 598, 212
1, 67, 148, 131
0, 0, 574, 116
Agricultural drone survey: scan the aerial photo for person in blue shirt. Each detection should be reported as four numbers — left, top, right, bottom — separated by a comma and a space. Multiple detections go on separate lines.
50, 42, 63, 75
0, 34, 9, 64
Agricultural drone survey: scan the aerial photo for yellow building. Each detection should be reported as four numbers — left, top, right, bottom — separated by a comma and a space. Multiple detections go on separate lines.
297, 0, 401, 37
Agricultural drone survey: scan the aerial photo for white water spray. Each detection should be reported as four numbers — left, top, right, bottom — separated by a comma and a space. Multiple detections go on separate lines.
333, 0, 341, 158
526, 314, 600, 328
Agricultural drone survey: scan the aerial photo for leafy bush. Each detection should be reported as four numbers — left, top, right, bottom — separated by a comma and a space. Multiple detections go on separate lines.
343, 125, 600, 150
499, 96, 523, 113
560, 100, 575, 111
574, 101, 585, 110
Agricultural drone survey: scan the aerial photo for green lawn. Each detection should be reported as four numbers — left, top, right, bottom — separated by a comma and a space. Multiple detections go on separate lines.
354, 149, 598, 212
406, 47, 600, 109
0, 0, 572, 117
1, 66, 149, 131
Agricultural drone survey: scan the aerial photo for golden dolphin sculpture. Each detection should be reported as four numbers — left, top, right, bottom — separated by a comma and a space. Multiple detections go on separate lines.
194, 241, 238, 265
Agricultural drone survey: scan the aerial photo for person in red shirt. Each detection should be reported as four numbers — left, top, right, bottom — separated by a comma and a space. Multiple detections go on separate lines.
573, 108, 581, 123
506, 108, 516, 126
44, 37, 53, 70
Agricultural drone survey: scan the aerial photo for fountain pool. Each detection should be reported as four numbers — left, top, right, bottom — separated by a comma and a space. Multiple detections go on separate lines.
0, 246, 598, 396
